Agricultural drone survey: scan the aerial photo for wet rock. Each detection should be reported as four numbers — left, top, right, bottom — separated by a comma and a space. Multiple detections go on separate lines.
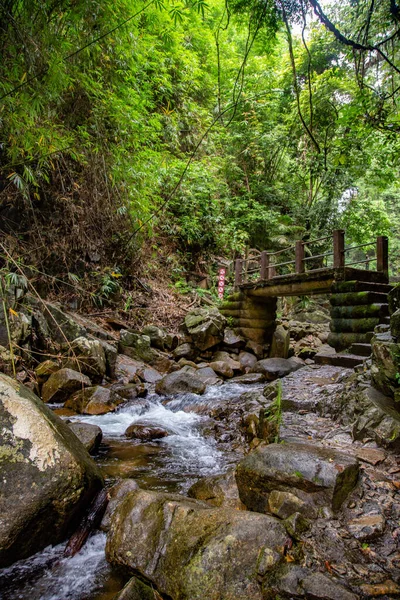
0, 373, 103, 567
34, 359, 59, 385
238, 351, 258, 372
41, 368, 91, 403
155, 369, 206, 395
270, 325, 290, 359
173, 342, 197, 360
236, 442, 359, 513
209, 360, 234, 378
245, 340, 264, 358
114, 577, 159, 600
212, 351, 242, 372
184, 307, 226, 351
106, 488, 287, 600
231, 373, 265, 384
63, 336, 107, 382
302, 572, 358, 600
347, 513, 385, 541
251, 357, 303, 380
195, 366, 222, 386
142, 325, 167, 350
108, 382, 147, 400
119, 330, 154, 363
223, 328, 245, 349
101, 479, 139, 532
137, 365, 162, 384
114, 354, 143, 383
65, 385, 125, 415
68, 422, 103, 454
188, 470, 245, 509
125, 424, 169, 441
355, 447, 386, 465
268, 490, 309, 519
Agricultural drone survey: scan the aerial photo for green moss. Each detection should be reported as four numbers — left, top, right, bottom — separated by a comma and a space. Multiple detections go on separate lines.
0, 443, 25, 463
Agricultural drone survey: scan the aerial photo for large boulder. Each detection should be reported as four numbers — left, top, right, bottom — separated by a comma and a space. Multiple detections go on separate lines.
65, 385, 125, 415
63, 336, 107, 382
155, 369, 206, 395
41, 368, 91, 403
141, 325, 167, 350
184, 307, 226, 351
251, 357, 303, 380
236, 442, 359, 513
106, 488, 287, 600
0, 373, 103, 567
370, 331, 400, 397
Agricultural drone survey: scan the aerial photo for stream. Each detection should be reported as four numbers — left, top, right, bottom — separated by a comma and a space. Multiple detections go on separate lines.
0, 382, 255, 600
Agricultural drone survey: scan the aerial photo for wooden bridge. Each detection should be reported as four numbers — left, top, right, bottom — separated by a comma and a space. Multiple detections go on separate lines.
220, 230, 391, 362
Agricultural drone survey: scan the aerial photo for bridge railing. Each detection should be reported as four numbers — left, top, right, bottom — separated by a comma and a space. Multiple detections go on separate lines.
234, 230, 388, 289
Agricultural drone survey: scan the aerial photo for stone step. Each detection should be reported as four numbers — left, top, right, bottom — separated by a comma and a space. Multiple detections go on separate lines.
314, 351, 365, 369
348, 343, 372, 357
382, 316, 391, 325
330, 291, 389, 306
331, 281, 393, 294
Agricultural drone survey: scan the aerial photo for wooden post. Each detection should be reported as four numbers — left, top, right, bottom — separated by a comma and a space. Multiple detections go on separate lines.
295, 241, 305, 274
333, 230, 345, 268
376, 236, 388, 276
234, 259, 243, 290
260, 251, 270, 280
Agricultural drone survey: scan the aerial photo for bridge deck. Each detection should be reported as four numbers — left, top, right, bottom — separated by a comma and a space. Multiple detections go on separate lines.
239, 267, 389, 299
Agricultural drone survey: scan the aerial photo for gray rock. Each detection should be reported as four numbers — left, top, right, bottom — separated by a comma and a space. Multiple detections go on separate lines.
236, 442, 359, 513
63, 336, 107, 382
173, 343, 197, 360
119, 330, 154, 363
302, 572, 358, 600
34, 360, 59, 385
251, 357, 302, 380
195, 366, 222, 386
142, 325, 167, 350
41, 368, 91, 403
268, 490, 310, 519
184, 307, 226, 351
137, 365, 162, 384
68, 422, 103, 454
270, 325, 290, 359
188, 470, 244, 509
223, 328, 245, 348
391, 309, 400, 340
106, 488, 287, 600
238, 351, 258, 372
231, 373, 265, 384
155, 369, 206, 395
347, 513, 385, 541
0, 373, 103, 567
209, 360, 234, 378
114, 354, 144, 383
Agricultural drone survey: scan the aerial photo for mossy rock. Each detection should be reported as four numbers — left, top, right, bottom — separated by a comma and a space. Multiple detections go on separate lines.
388, 283, 400, 315
330, 317, 380, 334
330, 303, 388, 320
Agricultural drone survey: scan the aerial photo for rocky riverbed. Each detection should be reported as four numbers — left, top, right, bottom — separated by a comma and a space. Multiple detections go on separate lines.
1, 361, 400, 600
1, 292, 400, 600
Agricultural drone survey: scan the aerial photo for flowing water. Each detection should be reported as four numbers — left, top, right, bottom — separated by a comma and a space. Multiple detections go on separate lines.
0, 382, 256, 600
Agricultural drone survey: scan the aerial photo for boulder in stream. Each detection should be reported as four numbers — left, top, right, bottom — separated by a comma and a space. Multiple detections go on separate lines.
155, 369, 206, 395
67, 422, 103, 454
41, 368, 91, 403
125, 424, 169, 441
251, 357, 303, 380
0, 373, 103, 568
106, 487, 287, 600
63, 336, 107, 383
65, 385, 125, 415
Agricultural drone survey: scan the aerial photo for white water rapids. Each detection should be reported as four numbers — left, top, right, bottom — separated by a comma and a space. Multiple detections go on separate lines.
0, 382, 256, 600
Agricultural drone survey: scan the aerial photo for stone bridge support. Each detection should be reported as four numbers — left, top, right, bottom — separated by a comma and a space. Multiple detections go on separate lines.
220, 292, 277, 344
